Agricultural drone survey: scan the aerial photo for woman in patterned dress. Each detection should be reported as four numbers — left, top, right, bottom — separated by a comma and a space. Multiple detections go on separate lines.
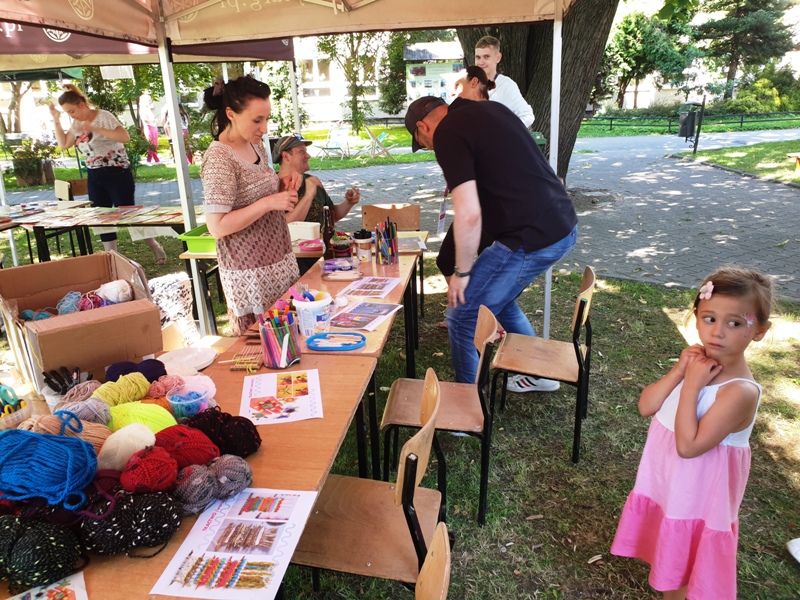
201, 77, 302, 336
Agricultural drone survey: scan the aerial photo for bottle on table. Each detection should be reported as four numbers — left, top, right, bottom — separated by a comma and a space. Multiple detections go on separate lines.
322, 206, 335, 260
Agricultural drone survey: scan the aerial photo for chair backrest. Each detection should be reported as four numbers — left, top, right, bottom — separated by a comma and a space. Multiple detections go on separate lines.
362, 203, 421, 231
68, 178, 88, 197
570, 266, 597, 333
54, 179, 71, 202
415, 522, 451, 600
473, 305, 501, 386
394, 368, 440, 507
364, 125, 379, 142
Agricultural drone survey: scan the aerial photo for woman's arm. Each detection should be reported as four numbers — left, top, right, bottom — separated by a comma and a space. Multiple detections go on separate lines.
49, 104, 75, 149
87, 123, 130, 144
284, 177, 317, 223
206, 190, 298, 239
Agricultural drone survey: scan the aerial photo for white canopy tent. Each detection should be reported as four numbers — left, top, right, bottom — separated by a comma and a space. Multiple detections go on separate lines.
0, 0, 578, 336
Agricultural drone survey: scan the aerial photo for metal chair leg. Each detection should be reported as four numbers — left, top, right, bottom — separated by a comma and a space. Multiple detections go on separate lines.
572, 388, 583, 464
382, 426, 393, 482
478, 421, 493, 525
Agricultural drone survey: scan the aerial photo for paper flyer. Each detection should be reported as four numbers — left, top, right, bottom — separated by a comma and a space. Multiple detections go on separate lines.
10, 572, 88, 600
150, 489, 318, 600
338, 277, 401, 299
330, 301, 403, 331
397, 236, 427, 252
239, 370, 323, 425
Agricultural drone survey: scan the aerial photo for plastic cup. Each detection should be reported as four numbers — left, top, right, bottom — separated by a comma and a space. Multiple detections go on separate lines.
294, 291, 333, 338
354, 237, 372, 262
260, 320, 302, 369
167, 383, 209, 419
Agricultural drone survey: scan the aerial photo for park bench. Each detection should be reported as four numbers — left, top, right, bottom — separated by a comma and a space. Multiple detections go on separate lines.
786, 152, 800, 172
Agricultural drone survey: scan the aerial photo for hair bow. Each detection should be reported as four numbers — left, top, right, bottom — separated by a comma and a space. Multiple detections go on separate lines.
698, 281, 713, 300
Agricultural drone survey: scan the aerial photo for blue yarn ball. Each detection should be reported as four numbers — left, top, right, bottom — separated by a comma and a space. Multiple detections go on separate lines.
56, 291, 81, 315
137, 359, 167, 383
105, 362, 139, 383
20, 309, 36, 321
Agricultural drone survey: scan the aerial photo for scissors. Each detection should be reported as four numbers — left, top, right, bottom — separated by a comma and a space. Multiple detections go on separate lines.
0, 385, 21, 410
1, 400, 25, 416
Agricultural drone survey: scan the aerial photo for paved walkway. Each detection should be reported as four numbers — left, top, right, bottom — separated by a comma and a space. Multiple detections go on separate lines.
7, 128, 800, 299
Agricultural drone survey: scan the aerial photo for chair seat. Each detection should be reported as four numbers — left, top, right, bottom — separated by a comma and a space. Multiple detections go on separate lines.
293, 474, 442, 583
492, 334, 586, 384
381, 378, 484, 434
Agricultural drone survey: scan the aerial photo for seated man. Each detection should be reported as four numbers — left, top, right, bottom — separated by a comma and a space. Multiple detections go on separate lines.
272, 135, 360, 275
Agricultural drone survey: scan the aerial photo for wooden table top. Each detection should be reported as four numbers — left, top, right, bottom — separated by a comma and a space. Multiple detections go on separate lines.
0, 346, 376, 600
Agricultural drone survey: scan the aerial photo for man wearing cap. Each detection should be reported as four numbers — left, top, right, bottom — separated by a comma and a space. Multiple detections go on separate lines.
272, 134, 360, 275
406, 95, 578, 385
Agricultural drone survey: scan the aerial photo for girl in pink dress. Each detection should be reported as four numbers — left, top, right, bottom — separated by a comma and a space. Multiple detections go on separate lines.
611, 267, 773, 600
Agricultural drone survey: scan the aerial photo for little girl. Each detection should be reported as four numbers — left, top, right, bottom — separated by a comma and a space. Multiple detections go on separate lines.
611, 266, 773, 600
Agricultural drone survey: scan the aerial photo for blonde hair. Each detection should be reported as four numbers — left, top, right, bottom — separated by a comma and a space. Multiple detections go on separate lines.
58, 83, 89, 107
476, 35, 501, 52
693, 266, 773, 326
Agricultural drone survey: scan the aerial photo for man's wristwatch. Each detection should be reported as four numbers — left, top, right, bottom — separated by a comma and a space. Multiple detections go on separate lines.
453, 266, 471, 278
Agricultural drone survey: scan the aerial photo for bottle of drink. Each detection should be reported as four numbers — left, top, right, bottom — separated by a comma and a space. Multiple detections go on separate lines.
322, 206, 335, 260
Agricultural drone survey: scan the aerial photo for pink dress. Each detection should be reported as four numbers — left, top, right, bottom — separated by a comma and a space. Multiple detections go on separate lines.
611, 378, 761, 599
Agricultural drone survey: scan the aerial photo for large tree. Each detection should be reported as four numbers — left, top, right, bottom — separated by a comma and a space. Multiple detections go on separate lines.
695, 0, 796, 98
457, 0, 620, 180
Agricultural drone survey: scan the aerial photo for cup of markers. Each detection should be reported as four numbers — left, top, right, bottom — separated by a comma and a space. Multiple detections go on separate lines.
259, 311, 302, 370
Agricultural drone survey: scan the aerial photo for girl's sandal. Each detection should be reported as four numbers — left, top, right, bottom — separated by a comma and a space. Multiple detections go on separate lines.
154, 244, 167, 265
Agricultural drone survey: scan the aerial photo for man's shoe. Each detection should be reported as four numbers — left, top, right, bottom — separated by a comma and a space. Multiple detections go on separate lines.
506, 374, 560, 393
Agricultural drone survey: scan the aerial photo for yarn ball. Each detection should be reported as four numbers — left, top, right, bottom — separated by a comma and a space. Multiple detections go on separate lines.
209, 454, 252, 499
120, 446, 178, 493
56, 291, 81, 315
186, 407, 262, 458
138, 359, 167, 383
183, 374, 217, 400
97, 423, 156, 472
61, 379, 102, 404
0, 430, 96, 510
108, 402, 177, 434
32, 413, 111, 456
81, 491, 181, 556
172, 465, 218, 516
141, 396, 172, 414
0, 516, 82, 595
53, 397, 111, 426
96, 279, 132, 304
93, 372, 150, 406
155, 424, 220, 470
148, 375, 185, 399
20, 309, 51, 321
105, 361, 139, 383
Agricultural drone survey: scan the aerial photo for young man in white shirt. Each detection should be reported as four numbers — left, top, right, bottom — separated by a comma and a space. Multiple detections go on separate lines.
474, 35, 535, 128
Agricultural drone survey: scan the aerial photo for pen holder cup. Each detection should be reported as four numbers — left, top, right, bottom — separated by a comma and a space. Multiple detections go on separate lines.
294, 292, 333, 338
260, 320, 302, 369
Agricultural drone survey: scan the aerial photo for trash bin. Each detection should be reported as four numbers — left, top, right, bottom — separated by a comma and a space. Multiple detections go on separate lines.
677, 101, 702, 141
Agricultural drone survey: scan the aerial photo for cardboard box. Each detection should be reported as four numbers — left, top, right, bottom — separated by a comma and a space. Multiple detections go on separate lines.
0, 252, 162, 392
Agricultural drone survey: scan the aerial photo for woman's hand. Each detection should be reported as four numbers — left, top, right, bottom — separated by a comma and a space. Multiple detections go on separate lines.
48, 103, 60, 120
281, 171, 303, 192
264, 190, 298, 213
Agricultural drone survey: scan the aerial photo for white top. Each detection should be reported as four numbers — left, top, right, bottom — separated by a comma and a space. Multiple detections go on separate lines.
655, 378, 762, 448
489, 74, 535, 128
69, 109, 130, 169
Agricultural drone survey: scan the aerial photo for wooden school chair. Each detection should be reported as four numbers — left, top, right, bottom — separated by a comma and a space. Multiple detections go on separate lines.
292, 368, 446, 590
382, 305, 501, 525
415, 522, 452, 600
49, 179, 88, 257
490, 266, 597, 463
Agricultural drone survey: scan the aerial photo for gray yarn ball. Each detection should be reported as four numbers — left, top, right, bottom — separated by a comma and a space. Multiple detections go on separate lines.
209, 455, 252, 499
54, 397, 111, 425
173, 465, 217, 516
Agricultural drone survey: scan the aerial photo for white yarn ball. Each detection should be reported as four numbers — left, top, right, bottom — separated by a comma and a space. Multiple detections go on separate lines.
96, 422, 156, 471
96, 279, 132, 304
182, 374, 216, 400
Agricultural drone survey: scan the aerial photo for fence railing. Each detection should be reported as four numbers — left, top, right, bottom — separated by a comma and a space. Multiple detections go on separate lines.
582, 112, 800, 133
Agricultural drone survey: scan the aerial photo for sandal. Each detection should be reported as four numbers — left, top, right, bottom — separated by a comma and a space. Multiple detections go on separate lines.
437, 320, 449, 330
153, 243, 167, 265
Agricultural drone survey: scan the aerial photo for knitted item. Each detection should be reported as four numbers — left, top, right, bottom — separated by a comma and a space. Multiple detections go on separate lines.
155, 424, 220, 470
209, 455, 252, 499
186, 407, 261, 458
120, 446, 178, 493
0, 516, 82, 595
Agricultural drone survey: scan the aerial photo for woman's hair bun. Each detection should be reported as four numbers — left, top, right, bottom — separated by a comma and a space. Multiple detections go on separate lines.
203, 85, 223, 111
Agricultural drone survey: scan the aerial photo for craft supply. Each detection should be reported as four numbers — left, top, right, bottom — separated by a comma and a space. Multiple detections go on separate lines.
32, 411, 112, 455
54, 397, 111, 424
108, 402, 177, 434
148, 375, 185, 398
92, 372, 150, 406
306, 332, 367, 351
224, 344, 263, 373
120, 446, 178, 493
96, 279, 132, 304
167, 384, 209, 420
20, 308, 52, 321
56, 291, 81, 315
141, 396, 173, 413
293, 290, 332, 338
107, 359, 168, 384
155, 424, 220, 469
185, 407, 262, 458
260, 318, 301, 369
183, 374, 217, 400
0, 402, 34, 431
0, 429, 96, 509
173, 464, 218, 515
0, 516, 82, 595
209, 454, 252, 498
105, 361, 138, 382
97, 423, 156, 471
61, 379, 102, 404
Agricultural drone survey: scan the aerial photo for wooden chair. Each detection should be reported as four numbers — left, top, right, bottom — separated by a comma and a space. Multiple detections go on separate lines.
362, 125, 397, 163
382, 305, 500, 525
50, 179, 90, 257
490, 266, 597, 463
293, 368, 445, 588
415, 522, 451, 600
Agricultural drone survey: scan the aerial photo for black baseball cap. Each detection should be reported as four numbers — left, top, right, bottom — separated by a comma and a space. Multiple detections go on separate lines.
272, 134, 312, 163
404, 96, 447, 152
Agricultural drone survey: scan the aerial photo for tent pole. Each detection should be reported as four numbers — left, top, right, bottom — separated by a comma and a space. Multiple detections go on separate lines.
290, 60, 301, 134
0, 173, 19, 266
543, 0, 564, 340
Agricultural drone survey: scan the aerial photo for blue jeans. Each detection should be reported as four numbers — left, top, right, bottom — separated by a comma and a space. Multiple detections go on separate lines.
87, 166, 135, 242
446, 225, 578, 383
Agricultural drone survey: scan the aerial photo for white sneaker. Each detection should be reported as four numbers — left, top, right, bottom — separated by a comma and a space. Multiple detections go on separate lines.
506, 374, 560, 393
788, 539, 800, 564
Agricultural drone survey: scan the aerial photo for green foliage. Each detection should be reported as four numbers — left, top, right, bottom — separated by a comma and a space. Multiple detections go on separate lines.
725, 78, 782, 113
259, 62, 308, 135
125, 125, 152, 178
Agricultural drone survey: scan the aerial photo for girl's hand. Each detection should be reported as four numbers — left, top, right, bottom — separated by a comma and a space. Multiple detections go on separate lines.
675, 344, 706, 376
684, 354, 722, 391
265, 190, 298, 213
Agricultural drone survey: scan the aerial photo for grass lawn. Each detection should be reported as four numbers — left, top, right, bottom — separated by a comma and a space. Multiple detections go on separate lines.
683, 140, 800, 184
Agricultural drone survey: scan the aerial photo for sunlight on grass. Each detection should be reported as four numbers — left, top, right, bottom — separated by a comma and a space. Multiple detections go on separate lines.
725, 151, 749, 158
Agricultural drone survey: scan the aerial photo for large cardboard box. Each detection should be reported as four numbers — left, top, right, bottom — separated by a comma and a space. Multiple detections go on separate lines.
0, 252, 162, 392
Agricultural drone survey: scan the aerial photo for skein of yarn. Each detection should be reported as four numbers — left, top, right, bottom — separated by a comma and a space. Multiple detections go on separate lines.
183, 374, 217, 400
97, 423, 156, 472
0, 430, 96, 509
56, 291, 81, 315
185, 407, 261, 458
96, 279, 132, 304
137, 359, 167, 383
61, 379, 102, 404
120, 446, 178, 493
155, 424, 220, 470
53, 397, 111, 426
31, 412, 111, 455
209, 454, 252, 499
0, 516, 82, 595
104, 361, 139, 383
148, 375, 185, 399
108, 402, 177, 434
93, 372, 150, 406
172, 465, 218, 516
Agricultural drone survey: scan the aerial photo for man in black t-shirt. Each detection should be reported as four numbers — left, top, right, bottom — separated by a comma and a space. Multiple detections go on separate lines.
405, 96, 578, 385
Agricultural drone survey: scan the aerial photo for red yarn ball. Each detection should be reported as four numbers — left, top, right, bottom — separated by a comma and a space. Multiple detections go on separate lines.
120, 446, 178, 493
154, 424, 220, 470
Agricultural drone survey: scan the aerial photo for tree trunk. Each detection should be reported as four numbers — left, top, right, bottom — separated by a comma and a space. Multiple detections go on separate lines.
616, 78, 630, 109
633, 78, 639, 109
458, 0, 620, 180
724, 53, 739, 99
8, 82, 32, 133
